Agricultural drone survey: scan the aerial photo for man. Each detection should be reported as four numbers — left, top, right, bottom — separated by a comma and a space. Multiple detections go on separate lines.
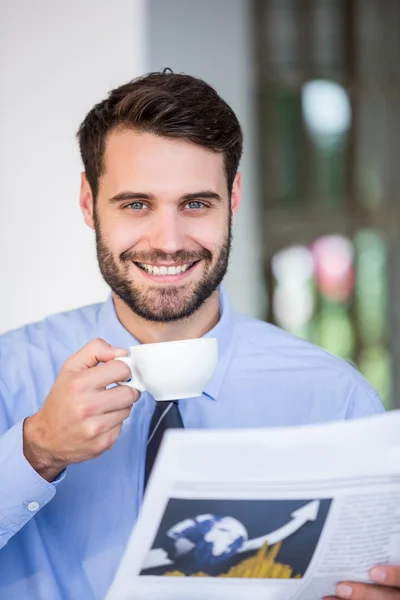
0, 71, 398, 600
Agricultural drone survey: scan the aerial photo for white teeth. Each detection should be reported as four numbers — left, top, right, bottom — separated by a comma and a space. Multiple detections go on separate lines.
137, 263, 193, 276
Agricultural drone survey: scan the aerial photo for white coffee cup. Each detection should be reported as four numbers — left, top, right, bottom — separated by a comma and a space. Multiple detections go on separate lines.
115, 337, 218, 401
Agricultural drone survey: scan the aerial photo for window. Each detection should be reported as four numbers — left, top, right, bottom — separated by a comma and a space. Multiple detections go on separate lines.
253, 0, 400, 409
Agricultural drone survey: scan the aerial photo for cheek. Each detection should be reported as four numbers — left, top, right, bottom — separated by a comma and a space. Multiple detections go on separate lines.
102, 217, 143, 253
186, 215, 229, 252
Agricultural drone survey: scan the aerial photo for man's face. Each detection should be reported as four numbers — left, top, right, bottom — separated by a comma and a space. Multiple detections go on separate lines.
82, 129, 240, 323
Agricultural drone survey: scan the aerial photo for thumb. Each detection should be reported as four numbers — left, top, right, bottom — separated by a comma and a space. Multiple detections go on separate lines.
65, 338, 128, 371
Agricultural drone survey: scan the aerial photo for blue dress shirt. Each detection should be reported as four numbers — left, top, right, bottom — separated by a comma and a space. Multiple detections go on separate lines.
0, 287, 384, 599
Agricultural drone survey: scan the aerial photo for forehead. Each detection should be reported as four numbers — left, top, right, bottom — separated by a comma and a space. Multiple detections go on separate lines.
101, 128, 226, 197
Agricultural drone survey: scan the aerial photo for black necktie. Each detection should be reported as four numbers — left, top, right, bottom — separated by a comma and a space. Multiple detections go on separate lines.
144, 401, 184, 489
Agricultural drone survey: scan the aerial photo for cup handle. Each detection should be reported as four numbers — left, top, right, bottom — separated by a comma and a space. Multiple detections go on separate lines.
114, 356, 146, 392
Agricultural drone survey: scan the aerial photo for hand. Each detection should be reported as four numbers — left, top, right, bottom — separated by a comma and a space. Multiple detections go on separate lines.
23, 338, 139, 481
324, 565, 400, 599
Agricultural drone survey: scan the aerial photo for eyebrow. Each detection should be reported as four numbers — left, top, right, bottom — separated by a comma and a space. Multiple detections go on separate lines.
108, 190, 222, 203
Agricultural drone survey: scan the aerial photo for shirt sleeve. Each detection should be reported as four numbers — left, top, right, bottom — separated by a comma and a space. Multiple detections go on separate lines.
345, 386, 386, 420
0, 419, 66, 550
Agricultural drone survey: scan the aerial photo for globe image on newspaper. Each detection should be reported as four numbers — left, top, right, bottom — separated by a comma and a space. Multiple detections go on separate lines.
163, 514, 248, 574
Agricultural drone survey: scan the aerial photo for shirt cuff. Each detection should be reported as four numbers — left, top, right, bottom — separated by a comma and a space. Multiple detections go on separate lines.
0, 420, 65, 535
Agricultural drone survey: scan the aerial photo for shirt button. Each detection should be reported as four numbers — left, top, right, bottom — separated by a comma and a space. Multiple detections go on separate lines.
27, 501, 39, 512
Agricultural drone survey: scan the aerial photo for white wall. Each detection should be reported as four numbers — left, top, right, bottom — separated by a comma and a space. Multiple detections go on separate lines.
147, 0, 266, 318
0, 0, 145, 334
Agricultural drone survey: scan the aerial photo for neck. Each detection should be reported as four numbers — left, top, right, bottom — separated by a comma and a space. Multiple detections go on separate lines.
113, 290, 220, 344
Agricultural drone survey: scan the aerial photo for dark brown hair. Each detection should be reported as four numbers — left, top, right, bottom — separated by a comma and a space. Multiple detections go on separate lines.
77, 70, 243, 201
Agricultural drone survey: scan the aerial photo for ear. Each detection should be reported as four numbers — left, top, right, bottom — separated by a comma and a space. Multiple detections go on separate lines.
79, 173, 95, 229
230, 172, 241, 221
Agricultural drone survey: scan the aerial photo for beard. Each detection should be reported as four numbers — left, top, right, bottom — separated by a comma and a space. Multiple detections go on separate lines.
93, 212, 232, 323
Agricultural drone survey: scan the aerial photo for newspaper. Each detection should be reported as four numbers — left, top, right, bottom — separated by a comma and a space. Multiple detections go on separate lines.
106, 410, 400, 600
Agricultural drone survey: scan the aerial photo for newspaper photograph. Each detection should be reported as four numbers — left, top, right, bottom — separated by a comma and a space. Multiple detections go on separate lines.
106, 410, 400, 600
141, 497, 332, 578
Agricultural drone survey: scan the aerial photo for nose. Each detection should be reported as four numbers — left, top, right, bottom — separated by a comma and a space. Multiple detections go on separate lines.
148, 208, 186, 254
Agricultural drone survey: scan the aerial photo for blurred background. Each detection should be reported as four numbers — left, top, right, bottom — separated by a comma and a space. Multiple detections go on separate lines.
0, 0, 399, 409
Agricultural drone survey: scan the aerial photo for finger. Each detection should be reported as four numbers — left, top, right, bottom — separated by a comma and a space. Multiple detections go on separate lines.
73, 386, 139, 420
334, 581, 400, 599
79, 386, 139, 418
84, 358, 132, 390
101, 406, 133, 431
103, 385, 140, 412
95, 422, 125, 453
370, 565, 400, 589
99, 385, 140, 413
66, 338, 128, 371
88, 406, 133, 437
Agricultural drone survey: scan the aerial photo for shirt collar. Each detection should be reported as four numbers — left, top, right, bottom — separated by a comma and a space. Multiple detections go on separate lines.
97, 285, 235, 401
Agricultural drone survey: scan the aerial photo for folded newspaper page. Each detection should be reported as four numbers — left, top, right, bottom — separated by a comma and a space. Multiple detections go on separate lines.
106, 410, 400, 600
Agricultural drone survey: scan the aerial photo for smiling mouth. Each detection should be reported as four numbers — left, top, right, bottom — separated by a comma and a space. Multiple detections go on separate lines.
135, 261, 199, 276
